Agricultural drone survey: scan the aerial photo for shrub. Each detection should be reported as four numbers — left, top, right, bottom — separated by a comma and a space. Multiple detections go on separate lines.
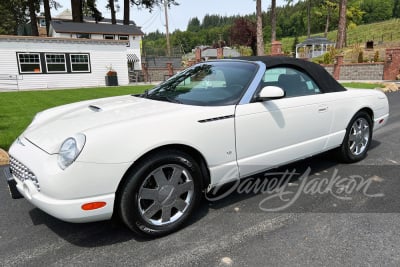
374, 51, 380, 62
358, 51, 364, 63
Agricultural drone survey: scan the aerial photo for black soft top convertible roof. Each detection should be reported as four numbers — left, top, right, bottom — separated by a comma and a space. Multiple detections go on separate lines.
236, 56, 346, 93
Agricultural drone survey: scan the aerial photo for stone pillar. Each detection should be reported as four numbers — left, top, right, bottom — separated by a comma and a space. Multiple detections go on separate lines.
383, 48, 400, 80
195, 48, 202, 63
333, 55, 344, 80
217, 48, 224, 59
271, 41, 283, 56
166, 62, 173, 76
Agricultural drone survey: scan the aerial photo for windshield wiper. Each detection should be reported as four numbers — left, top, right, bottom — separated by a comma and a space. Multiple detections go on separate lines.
147, 94, 182, 104
140, 89, 150, 98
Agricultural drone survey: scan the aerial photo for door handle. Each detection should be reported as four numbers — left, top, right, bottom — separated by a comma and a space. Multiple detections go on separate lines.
318, 105, 328, 112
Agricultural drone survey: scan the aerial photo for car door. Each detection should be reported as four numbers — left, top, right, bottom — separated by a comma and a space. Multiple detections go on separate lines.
235, 66, 334, 177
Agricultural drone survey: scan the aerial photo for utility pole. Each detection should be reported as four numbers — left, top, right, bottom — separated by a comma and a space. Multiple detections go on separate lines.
164, 0, 171, 57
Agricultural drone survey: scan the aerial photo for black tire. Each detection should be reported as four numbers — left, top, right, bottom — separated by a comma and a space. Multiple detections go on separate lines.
117, 150, 202, 237
337, 111, 373, 163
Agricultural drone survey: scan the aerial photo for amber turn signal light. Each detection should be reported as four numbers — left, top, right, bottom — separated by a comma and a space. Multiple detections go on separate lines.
81, 202, 106, 210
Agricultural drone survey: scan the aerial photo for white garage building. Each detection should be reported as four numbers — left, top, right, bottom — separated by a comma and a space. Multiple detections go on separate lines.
0, 35, 130, 90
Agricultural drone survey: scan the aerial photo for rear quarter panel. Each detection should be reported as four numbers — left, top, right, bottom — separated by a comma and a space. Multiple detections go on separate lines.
326, 89, 389, 148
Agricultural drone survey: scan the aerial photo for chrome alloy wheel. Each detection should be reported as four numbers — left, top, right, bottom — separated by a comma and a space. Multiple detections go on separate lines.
138, 164, 194, 226
348, 117, 370, 156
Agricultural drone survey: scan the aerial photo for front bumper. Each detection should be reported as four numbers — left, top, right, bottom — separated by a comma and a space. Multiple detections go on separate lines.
13, 175, 115, 222
8, 137, 131, 223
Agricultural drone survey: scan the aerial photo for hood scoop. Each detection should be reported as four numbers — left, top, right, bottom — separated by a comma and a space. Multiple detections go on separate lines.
88, 105, 103, 112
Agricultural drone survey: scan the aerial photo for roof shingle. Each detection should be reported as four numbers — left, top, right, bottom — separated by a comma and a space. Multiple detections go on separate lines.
51, 21, 144, 36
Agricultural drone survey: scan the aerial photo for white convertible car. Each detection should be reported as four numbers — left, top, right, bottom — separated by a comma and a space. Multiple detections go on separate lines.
7, 56, 389, 236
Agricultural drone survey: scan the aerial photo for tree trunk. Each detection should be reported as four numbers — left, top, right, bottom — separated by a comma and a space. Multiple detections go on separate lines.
71, 0, 83, 22
307, 0, 311, 39
324, 5, 330, 38
271, 0, 277, 42
43, 0, 51, 36
256, 0, 264, 56
28, 0, 39, 36
123, 0, 130, 25
109, 0, 116, 24
336, 0, 347, 49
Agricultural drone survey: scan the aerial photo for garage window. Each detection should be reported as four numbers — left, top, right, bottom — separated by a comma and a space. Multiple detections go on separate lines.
70, 54, 90, 72
45, 54, 67, 73
104, 34, 115, 40
17, 53, 42, 74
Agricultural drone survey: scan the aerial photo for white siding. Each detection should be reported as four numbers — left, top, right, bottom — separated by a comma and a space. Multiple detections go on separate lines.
50, 33, 142, 70
128, 35, 142, 70
90, 34, 103, 39
0, 38, 129, 90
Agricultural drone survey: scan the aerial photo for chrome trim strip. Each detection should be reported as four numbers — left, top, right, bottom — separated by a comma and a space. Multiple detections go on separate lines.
239, 61, 266, 105
198, 115, 235, 123
88, 105, 102, 112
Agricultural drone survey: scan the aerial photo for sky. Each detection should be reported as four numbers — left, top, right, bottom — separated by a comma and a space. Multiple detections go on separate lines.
55, 0, 286, 34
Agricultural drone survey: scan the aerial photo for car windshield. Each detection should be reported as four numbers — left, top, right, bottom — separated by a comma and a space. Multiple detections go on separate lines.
143, 61, 258, 106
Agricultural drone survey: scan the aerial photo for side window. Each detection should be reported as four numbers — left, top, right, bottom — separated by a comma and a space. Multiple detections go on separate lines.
262, 67, 321, 98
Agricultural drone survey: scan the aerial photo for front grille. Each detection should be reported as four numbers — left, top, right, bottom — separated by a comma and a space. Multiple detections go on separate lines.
9, 156, 40, 191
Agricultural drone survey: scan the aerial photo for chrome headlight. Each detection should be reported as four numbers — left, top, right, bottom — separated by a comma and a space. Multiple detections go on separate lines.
58, 134, 86, 170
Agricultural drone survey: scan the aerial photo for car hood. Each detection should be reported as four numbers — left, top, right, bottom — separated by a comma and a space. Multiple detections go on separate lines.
23, 95, 200, 154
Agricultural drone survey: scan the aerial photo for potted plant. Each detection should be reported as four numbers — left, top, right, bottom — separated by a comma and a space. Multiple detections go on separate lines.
105, 65, 119, 86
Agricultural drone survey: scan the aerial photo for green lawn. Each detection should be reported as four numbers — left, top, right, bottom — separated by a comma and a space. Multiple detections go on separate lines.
341, 82, 385, 89
0, 85, 152, 151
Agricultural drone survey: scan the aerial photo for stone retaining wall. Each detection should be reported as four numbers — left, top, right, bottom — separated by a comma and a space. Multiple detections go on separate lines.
339, 63, 385, 80
146, 68, 185, 82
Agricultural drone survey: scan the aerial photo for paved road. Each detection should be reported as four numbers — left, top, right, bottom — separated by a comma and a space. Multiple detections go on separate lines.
1, 92, 400, 267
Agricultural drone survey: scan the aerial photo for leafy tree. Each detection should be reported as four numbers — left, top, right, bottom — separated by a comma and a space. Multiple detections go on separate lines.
361, 0, 394, 23
146, 30, 165, 41
0, 1, 28, 35
172, 30, 199, 53
123, 0, 178, 25
187, 17, 200, 32
76, 0, 103, 22
346, 3, 364, 28
202, 14, 219, 29
394, 0, 400, 18
230, 18, 257, 55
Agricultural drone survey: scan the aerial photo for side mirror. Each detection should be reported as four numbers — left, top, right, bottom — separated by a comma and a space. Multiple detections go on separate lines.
256, 86, 285, 101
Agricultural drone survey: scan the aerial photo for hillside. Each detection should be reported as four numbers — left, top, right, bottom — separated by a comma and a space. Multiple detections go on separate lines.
277, 19, 400, 58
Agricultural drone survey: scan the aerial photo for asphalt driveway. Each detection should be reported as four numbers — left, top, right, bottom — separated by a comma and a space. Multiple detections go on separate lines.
1, 91, 400, 267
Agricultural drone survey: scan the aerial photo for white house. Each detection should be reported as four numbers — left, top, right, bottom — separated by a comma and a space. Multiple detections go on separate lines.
49, 20, 144, 71
0, 35, 129, 90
